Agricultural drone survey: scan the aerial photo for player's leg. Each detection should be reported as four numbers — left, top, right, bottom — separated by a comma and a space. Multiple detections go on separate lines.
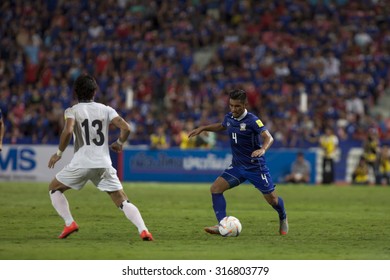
107, 190, 153, 240
203, 177, 230, 234
248, 170, 288, 235
95, 167, 153, 241
49, 168, 86, 239
210, 176, 230, 222
205, 168, 243, 234
49, 178, 74, 226
263, 191, 288, 235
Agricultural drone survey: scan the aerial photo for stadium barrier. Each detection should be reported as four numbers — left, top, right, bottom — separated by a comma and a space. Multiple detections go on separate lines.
5, 144, 371, 184
121, 148, 317, 184
0, 145, 73, 182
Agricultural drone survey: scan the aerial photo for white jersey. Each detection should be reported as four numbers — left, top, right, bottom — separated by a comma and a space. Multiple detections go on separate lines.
64, 102, 119, 168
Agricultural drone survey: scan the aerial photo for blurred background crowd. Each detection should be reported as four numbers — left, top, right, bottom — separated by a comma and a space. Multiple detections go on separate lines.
1, 0, 390, 150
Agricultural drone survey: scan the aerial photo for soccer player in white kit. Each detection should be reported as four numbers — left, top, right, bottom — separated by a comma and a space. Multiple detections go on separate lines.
48, 74, 153, 241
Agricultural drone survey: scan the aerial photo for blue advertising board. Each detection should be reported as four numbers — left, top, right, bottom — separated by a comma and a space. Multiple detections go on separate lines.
122, 148, 316, 184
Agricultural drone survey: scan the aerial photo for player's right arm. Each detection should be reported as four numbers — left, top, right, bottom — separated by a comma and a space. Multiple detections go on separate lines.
188, 123, 226, 138
48, 117, 75, 168
110, 116, 131, 153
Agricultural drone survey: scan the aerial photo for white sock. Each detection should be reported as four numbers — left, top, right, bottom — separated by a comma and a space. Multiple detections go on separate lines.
49, 191, 74, 226
121, 200, 147, 233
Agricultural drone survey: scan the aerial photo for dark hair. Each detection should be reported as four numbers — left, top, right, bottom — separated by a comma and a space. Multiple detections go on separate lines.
73, 74, 98, 101
229, 89, 247, 103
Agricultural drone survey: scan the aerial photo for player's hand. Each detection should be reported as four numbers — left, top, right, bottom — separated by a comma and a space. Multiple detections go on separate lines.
110, 142, 123, 153
0, 143, 2, 152
251, 148, 265, 157
48, 154, 61, 168
188, 128, 202, 138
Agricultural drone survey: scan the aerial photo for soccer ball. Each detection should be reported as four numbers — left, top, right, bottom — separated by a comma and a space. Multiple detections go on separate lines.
218, 216, 242, 237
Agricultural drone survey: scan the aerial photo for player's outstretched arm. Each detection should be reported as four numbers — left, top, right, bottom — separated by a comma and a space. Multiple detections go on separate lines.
188, 123, 225, 138
110, 116, 131, 153
48, 118, 75, 168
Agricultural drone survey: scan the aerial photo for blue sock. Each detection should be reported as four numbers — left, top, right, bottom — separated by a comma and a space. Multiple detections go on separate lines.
272, 197, 286, 220
212, 193, 226, 222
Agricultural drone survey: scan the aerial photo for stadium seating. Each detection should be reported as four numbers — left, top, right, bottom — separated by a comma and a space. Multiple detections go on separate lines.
0, 0, 389, 148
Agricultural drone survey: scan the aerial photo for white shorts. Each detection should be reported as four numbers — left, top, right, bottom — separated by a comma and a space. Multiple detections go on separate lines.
56, 165, 123, 192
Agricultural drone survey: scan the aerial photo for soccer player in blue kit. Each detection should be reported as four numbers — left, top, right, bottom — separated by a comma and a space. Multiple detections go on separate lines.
188, 89, 288, 235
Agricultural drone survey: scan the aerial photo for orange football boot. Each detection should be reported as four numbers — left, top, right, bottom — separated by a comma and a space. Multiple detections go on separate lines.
140, 230, 154, 241
58, 221, 79, 239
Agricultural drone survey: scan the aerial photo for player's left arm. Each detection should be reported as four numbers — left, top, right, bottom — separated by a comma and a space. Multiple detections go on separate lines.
48, 117, 75, 168
251, 130, 274, 158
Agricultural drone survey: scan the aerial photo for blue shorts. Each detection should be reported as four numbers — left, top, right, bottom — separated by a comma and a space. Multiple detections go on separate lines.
220, 165, 275, 194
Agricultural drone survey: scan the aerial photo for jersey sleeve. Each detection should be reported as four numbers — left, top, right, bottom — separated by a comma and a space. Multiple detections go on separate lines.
252, 117, 267, 134
107, 105, 119, 121
221, 114, 229, 128
64, 107, 75, 120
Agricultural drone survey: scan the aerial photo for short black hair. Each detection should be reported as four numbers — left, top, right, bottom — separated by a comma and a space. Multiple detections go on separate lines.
74, 74, 98, 101
229, 89, 247, 103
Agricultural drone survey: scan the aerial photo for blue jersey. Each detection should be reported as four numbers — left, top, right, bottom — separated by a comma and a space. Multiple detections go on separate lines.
222, 111, 268, 169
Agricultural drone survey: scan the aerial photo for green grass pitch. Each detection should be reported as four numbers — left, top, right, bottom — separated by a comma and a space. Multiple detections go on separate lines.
0, 182, 389, 260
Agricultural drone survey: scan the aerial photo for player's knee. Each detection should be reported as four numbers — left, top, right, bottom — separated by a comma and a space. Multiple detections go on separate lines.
48, 180, 56, 191
49, 183, 62, 192
210, 184, 227, 193
49, 177, 66, 192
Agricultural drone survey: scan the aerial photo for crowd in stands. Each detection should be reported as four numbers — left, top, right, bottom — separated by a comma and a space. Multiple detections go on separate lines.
1, 0, 390, 149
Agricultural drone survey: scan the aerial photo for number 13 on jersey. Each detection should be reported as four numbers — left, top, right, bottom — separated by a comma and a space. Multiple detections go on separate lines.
81, 119, 104, 146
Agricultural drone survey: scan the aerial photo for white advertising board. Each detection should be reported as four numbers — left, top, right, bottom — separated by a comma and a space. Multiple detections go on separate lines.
0, 145, 73, 182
